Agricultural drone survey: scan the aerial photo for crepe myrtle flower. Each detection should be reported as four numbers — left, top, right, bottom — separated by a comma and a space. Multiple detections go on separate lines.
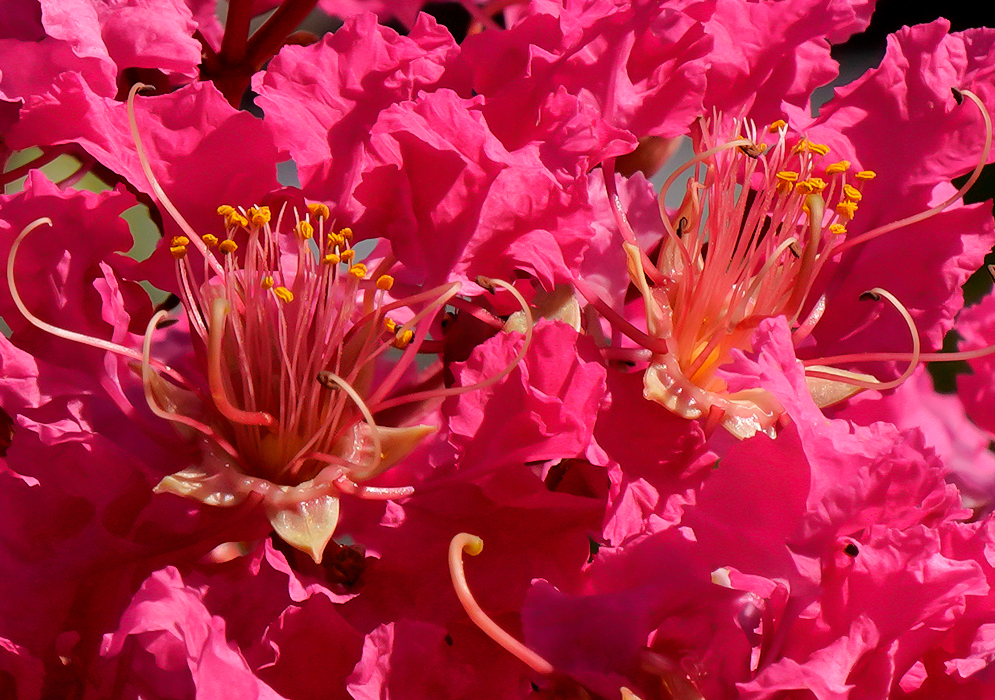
4, 85, 533, 564
581, 84, 993, 439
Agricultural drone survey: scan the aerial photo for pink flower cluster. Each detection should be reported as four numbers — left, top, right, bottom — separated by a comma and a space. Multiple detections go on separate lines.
2, 0, 995, 698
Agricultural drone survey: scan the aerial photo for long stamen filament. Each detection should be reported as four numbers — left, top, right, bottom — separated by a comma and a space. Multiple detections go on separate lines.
141, 310, 241, 457
835, 89, 992, 254
803, 287, 920, 391
207, 298, 277, 427
448, 533, 554, 675
316, 370, 383, 478
126, 84, 226, 278
369, 278, 535, 413
7, 217, 188, 386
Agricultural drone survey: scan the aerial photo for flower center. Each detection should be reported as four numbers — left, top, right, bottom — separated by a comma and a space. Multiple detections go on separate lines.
652, 118, 875, 390
612, 117, 876, 436
164, 202, 412, 485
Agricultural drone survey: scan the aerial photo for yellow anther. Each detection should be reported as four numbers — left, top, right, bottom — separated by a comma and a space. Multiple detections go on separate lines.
349, 263, 367, 279
776, 171, 799, 183
796, 181, 814, 196
339, 227, 353, 240
384, 317, 397, 333
226, 212, 248, 228
170, 236, 190, 247
261, 276, 274, 290
829, 223, 847, 235
219, 239, 238, 254
202, 234, 219, 247
327, 233, 345, 248
769, 119, 787, 132
376, 275, 395, 291
169, 245, 187, 259
804, 177, 826, 193
393, 328, 414, 349
339, 249, 355, 262
808, 142, 830, 156
843, 184, 862, 202
836, 201, 858, 219
248, 206, 271, 226
274, 286, 294, 304
296, 221, 314, 240
307, 202, 330, 220
216, 205, 235, 217
855, 170, 877, 180
323, 253, 340, 265
826, 160, 851, 175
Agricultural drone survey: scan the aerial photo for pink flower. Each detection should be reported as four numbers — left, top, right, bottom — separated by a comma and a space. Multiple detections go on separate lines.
584, 20, 995, 437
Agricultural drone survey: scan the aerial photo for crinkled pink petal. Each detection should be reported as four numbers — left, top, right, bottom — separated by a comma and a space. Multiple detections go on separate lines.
838, 368, 995, 507
40, 0, 201, 81
460, 0, 709, 144
347, 619, 532, 699
956, 290, 995, 437
252, 12, 463, 221
359, 89, 592, 287
9, 77, 283, 239
702, 0, 875, 123
593, 369, 712, 547
0, 172, 158, 367
792, 22, 995, 356
101, 566, 285, 700
446, 321, 607, 470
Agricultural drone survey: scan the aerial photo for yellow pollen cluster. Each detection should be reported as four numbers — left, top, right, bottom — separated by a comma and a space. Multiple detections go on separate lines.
307, 202, 330, 220
261, 276, 274, 289
218, 205, 248, 228
776, 170, 799, 193
274, 286, 294, 304
769, 119, 788, 132
248, 206, 271, 227
377, 275, 395, 291
202, 234, 219, 247
349, 263, 367, 279
219, 239, 238, 254
393, 328, 414, 349
836, 200, 858, 219
793, 139, 830, 156
796, 177, 827, 195
855, 170, 877, 180
830, 223, 847, 235
826, 160, 851, 174
296, 221, 314, 240
843, 184, 862, 202
170, 235, 189, 259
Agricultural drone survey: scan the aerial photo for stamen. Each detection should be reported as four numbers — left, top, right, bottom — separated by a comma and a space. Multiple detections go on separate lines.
316, 370, 383, 478
369, 278, 536, 413
7, 217, 187, 386
333, 475, 414, 500
802, 287, 920, 391
448, 533, 554, 675
126, 84, 225, 278
835, 88, 992, 254
141, 310, 241, 457
207, 298, 276, 427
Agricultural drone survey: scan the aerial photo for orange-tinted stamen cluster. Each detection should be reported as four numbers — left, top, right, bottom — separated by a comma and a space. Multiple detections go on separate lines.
650, 117, 876, 390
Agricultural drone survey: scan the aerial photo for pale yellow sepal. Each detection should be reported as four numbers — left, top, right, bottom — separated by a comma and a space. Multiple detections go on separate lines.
505, 284, 581, 332
154, 467, 247, 507
345, 424, 437, 482
804, 365, 872, 408
267, 494, 340, 564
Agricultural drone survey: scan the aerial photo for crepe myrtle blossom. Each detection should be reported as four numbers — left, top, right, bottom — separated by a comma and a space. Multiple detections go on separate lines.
440, 320, 995, 699
2, 83, 535, 564
581, 21, 995, 438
